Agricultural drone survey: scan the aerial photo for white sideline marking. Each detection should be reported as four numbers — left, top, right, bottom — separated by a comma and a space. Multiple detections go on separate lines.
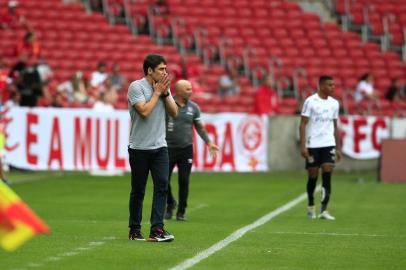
168, 192, 309, 270
8, 236, 116, 270
271, 231, 400, 238
10, 172, 66, 185
188, 203, 208, 213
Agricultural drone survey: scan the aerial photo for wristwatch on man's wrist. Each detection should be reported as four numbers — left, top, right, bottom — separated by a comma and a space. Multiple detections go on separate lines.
162, 92, 170, 98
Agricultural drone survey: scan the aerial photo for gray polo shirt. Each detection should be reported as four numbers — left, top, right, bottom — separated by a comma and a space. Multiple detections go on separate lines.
166, 100, 205, 148
128, 78, 168, 150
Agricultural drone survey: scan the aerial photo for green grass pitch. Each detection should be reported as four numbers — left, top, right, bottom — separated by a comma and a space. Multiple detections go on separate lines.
1, 170, 405, 270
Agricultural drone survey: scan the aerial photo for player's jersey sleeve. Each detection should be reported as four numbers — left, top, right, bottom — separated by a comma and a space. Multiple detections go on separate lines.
193, 103, 202, 122
301, 97, 312, 117
333, 100, 339, 119
128, 81, 146, 106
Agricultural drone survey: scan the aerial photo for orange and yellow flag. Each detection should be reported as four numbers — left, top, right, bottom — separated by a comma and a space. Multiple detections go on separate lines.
0, 181, 49, 252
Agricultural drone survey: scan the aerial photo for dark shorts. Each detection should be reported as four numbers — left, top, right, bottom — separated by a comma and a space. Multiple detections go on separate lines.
168, 145, 193, 164
305, 146, 336, 169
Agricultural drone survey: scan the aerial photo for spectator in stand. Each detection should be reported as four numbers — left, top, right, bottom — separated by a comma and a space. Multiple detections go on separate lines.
109, 63, 126, 91
150, 0, 170, 16
385, 78, 401, 102
189, 76, 210, 99
36, 57, 53, 103
57, 72, 78, 103
49, 91, 65, 108
171, 56, 199, 81
108, 1, 126, 23
14, 31, 41, 61
0, 0, 27, 30
403, 84, 406, 100
4, 91, 20, 108
16, 58, 42, 107
8, 58, 26, 80
89, 0, 103, 12
90, 62, 108, 88
37, 57, 53, 85
0, 58, 11, 103
353, 73, 379, 103
6, 60, 23, 102
171, 56, 210, 98
254, 74, 279, 115
93, 90, 116, 112
57, 71, 89, 104
217, 66, 240, 97
0, 111, 10, 185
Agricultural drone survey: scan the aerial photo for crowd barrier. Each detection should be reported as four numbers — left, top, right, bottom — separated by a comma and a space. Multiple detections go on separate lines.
3, 107, 406, 172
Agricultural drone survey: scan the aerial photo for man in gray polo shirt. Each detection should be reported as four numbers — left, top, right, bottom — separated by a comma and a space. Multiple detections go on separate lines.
165, 79, 219, 221
127, 54, 177, 242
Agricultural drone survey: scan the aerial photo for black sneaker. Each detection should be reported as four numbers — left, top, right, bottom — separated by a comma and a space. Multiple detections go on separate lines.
129, 230, 145, 241
147, 228, 174, 242
164, 201, 177, 220
176, 213, 187, 221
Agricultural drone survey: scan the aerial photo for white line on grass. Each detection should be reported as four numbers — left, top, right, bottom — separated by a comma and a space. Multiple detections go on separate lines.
10, 172, 66, 185
8, 236, 116, 270
168, 191, 310, 270
271, 231, 404, 238
187, 203, 209, 213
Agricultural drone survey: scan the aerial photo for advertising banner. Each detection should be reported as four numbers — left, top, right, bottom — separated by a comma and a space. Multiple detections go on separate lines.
391, 118, 406, 139
3, 108, 268, 172
339, 116, 390, 159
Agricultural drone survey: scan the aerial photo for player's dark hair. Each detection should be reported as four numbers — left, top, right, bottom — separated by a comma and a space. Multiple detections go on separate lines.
24, 32, 34, 41
319, 75, 333, 86
143, 54, 166, 75
358, 73, 370, 82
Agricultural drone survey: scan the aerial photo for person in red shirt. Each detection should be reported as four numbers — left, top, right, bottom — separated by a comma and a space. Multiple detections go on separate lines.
254, 74, 279, 114
0, 1, 26, 30
150, 0, 170, 16
170, 56, 206, 96
14, 31, 41, 61
171, 56, 199, 81
0, 58, 11, 103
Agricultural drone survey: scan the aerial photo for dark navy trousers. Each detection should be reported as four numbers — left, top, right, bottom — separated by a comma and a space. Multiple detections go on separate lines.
167, 145, 193, 215
128, 147, 169, 233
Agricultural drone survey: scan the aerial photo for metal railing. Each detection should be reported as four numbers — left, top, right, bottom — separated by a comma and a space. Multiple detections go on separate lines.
242, 46, 256, 77
218, 37, 233, 66
291, 67, 307, 99
268, 56, 283, 89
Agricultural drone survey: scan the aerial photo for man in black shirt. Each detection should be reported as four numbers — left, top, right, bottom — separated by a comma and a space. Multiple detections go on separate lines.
165, 80, 219, 221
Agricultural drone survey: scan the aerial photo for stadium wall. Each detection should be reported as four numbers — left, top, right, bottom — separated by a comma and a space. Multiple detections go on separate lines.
268, 116, 380, 172
4, 108, 406, 173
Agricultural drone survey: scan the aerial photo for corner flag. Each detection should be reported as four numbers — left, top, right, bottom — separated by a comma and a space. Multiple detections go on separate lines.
0, 181, 49, 252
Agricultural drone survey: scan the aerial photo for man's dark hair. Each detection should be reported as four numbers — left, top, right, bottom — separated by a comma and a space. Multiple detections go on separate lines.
143, 54, 166, 75
97, 62, 106, 69
24, 32, 34, 41
358, 73, 370, 82
319, 75, 333, 86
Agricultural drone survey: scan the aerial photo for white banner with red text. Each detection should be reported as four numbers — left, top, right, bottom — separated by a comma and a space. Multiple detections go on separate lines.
2, 107, 269, 172
391, 118, 406, 139
339, 115, 390, 159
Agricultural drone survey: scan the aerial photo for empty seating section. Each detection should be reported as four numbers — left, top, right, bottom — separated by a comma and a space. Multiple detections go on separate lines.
0, 0, 191, 109
154, 0, 405, 115
334, 0, 406, 46
1, 0, 405, 115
